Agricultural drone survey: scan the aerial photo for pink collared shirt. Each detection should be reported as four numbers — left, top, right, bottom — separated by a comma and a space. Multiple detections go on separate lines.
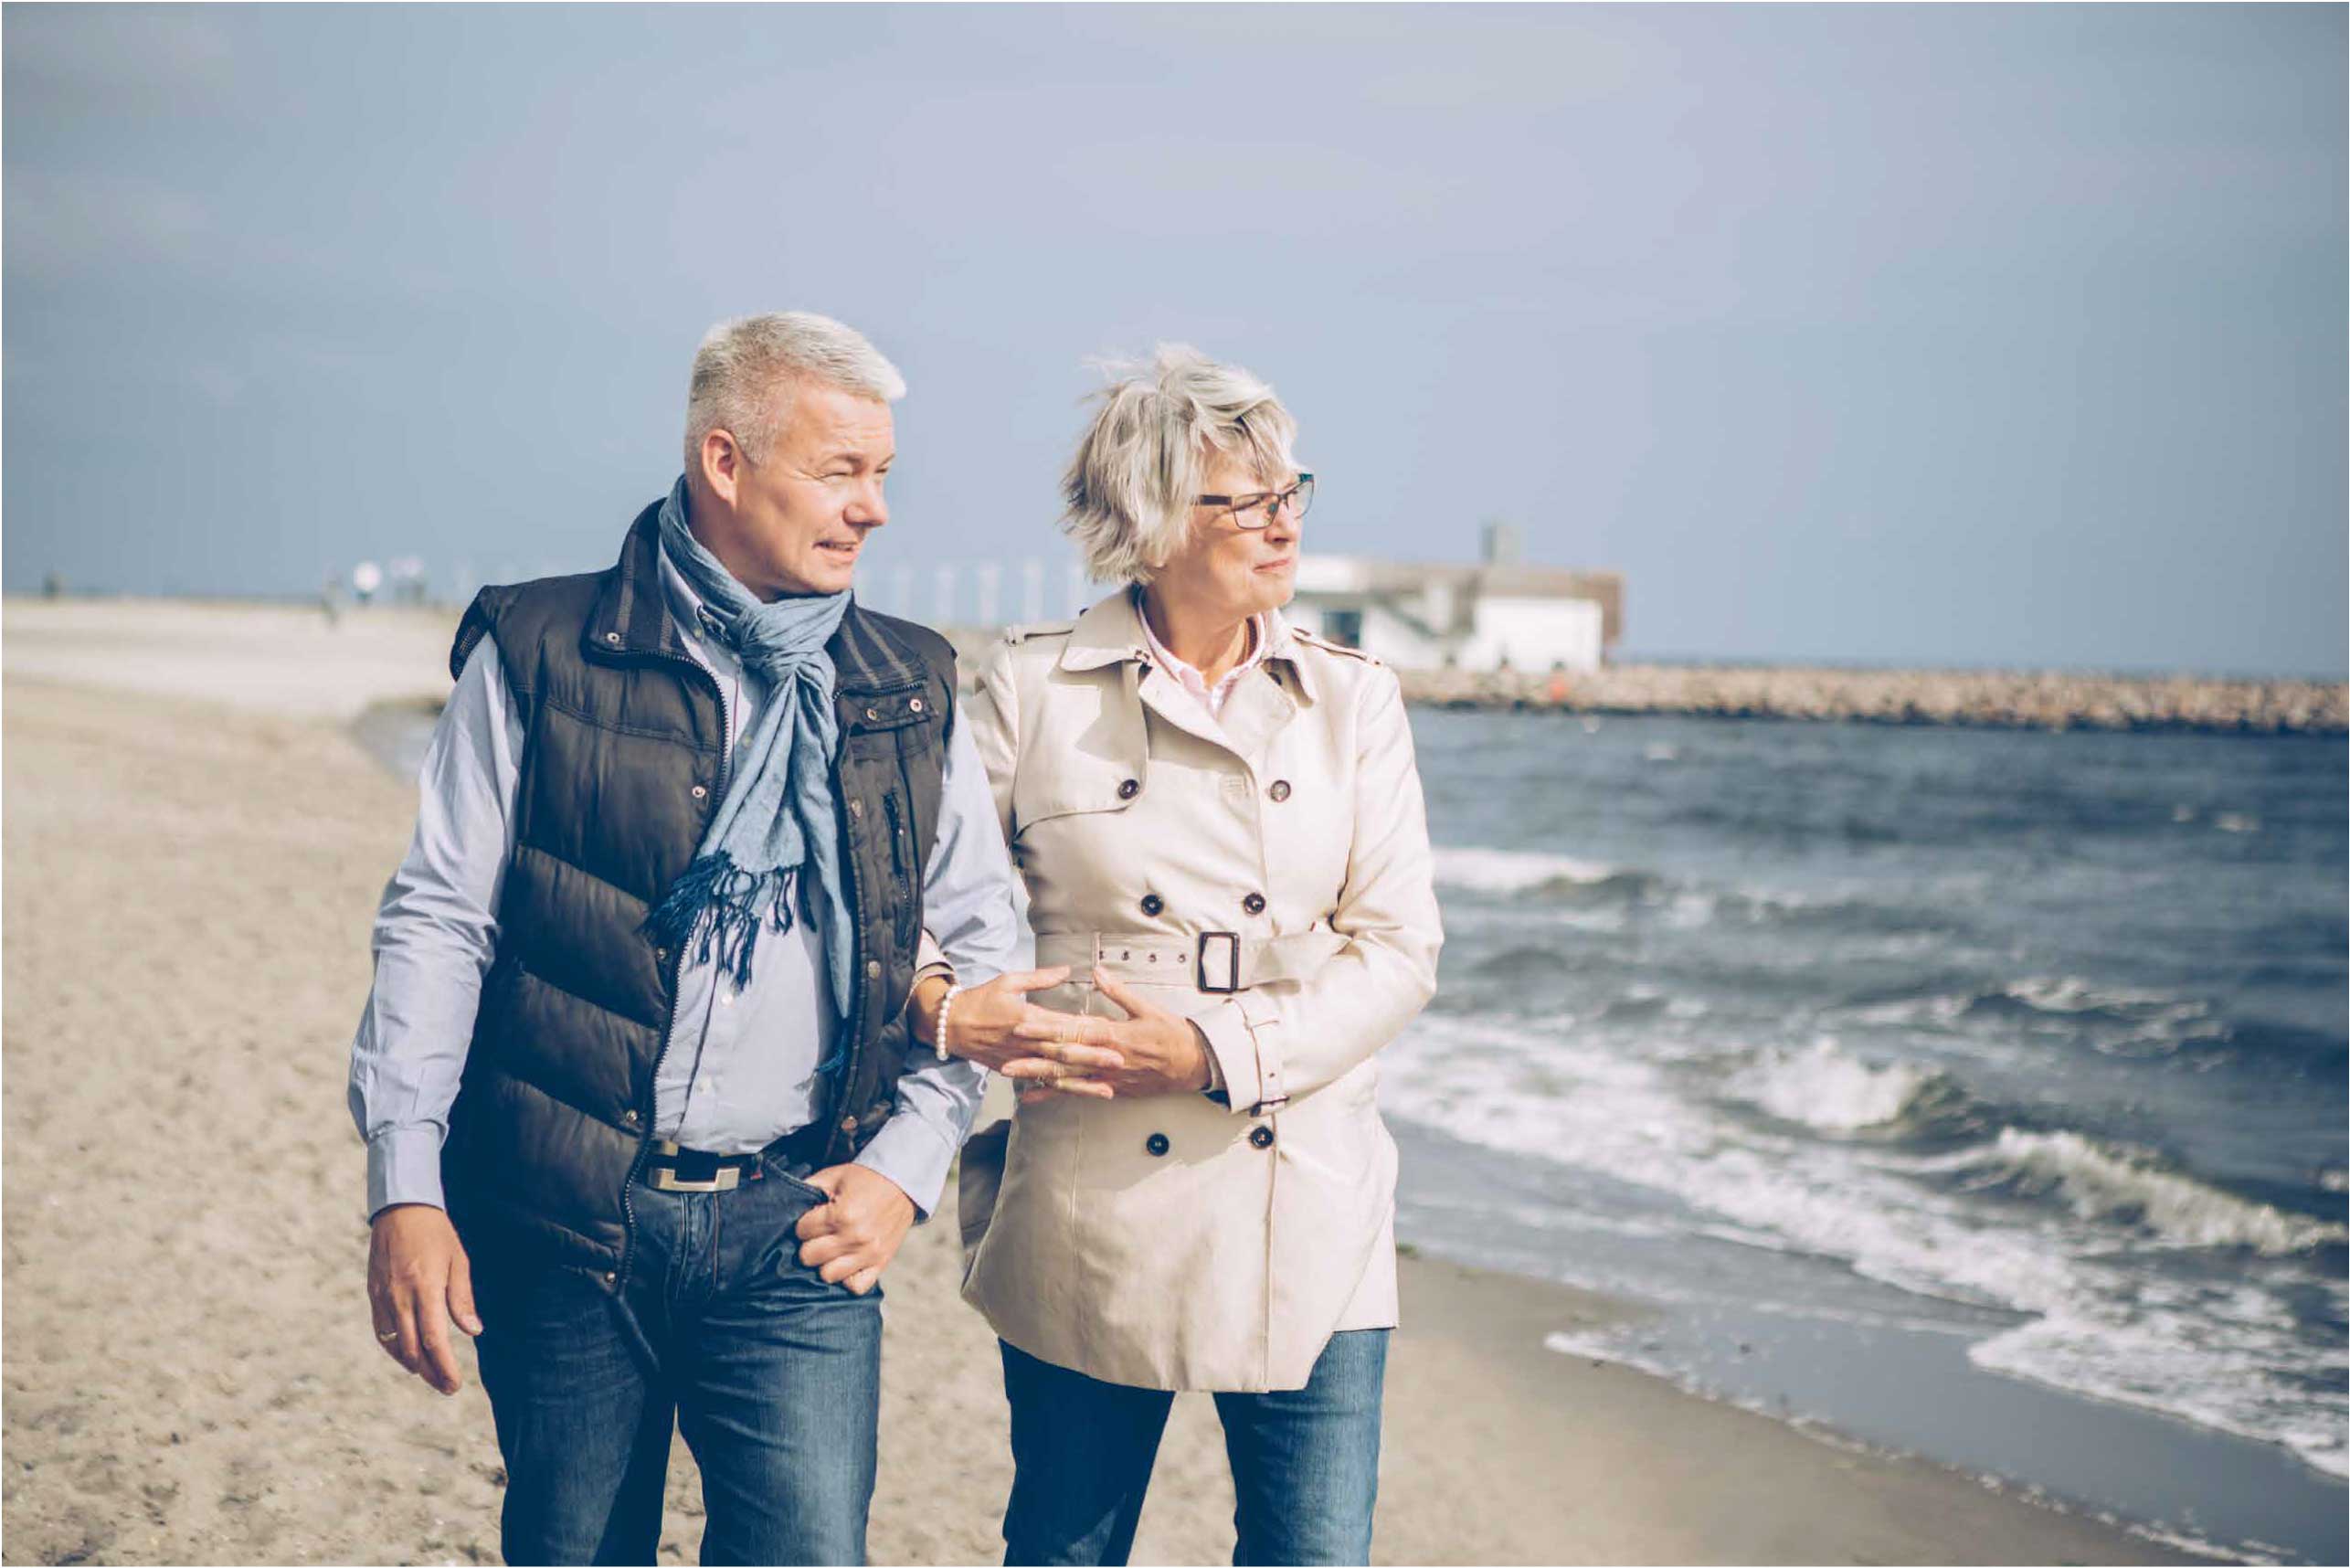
1135, 591, 1269, 721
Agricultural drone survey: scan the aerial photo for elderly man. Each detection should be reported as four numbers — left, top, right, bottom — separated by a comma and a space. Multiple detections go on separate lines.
349, 313, 1052, 1564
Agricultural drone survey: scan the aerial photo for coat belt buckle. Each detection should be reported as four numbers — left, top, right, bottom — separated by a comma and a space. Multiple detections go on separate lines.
1196, 931, 1242, 994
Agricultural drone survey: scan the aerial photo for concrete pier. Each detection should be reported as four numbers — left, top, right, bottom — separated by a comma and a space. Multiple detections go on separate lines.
936, 627, 2345, 735
1397, 661, 2348, 736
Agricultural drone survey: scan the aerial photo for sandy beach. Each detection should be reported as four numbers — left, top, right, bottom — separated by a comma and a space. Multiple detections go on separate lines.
1, 599, 2212, 1565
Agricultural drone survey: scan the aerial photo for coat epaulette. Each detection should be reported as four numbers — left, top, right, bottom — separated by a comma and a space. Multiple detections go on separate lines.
1002, 620, 1076, 645
1290, 628, 1383, 666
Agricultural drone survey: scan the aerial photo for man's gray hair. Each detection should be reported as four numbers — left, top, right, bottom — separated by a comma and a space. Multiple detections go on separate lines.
683, 312, 906, 472
1061, 344, 1299, 585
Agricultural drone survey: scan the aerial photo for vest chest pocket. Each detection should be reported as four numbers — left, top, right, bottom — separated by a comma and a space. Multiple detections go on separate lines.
842, 687, 933, 751
839, 683, 946, 950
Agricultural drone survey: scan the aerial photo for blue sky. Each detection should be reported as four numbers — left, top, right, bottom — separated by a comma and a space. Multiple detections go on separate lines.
5, 4, 2343, 675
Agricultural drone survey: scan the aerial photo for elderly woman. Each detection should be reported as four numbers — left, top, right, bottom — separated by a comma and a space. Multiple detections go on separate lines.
917, 345, 1441, 1565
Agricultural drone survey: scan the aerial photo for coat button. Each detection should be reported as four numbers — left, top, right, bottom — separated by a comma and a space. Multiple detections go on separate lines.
909, 697, 925, 714
1146, 1132, 1170, 1157
1269, 780, 1292, 802
691, 784, 708, 800
654, 947, 669, 965
865, 959, 883, 980
1140, 894, 1164, 916
1249, 1126, 1276, 1150
603, 1271, 619, 1286
622, 1108, 640, 1126
841, 1115, 859, 1134
847, 799, 863, 818
1117, 779, 1140, 800
866, 706, 881, 721
1242, 892, 1266, 916
605, 632, 621, 646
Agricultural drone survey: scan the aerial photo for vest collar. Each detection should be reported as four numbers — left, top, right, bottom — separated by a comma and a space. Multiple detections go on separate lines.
586, 500, 693, 664
1058, 587, 1319, 705
584, 496, 926, 695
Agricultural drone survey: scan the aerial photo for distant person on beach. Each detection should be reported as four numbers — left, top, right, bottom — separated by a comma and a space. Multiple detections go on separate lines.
348, 312, 1082, 1563
936, 346, 1444, 1564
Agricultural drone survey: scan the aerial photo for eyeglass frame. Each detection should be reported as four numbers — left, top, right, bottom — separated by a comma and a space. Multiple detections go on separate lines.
1193, 471, 1314, 531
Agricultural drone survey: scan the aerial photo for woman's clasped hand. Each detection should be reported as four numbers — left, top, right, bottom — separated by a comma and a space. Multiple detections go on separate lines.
926, 965, 1121, 1097
927, 965, 1211, 1102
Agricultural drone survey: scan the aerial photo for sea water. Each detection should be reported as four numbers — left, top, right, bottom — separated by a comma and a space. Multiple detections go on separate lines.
1394, 709, 2346, 1563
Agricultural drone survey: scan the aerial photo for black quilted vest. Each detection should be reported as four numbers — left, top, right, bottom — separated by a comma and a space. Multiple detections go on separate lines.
440, 501, 955, 1289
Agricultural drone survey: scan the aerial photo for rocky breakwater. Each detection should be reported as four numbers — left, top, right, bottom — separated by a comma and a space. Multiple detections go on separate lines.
1398, 662, 2348, 735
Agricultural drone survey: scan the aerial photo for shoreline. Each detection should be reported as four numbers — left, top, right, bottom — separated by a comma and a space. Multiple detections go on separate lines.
1377, 1254, 2222, 1566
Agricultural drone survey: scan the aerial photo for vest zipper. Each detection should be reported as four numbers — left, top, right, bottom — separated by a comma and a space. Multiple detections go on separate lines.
616, 650, 730, 1297
883, 788, 907, 882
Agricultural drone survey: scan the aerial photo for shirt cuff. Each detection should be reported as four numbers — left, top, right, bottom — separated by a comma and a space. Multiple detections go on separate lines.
368, 1125, 448, 1219
914, 929, 952, 988
852, 1108, 959, 1223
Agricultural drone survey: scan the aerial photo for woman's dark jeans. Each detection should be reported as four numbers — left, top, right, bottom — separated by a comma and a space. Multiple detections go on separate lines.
472, 1155, 881, 1565
998, 1330, 1389, 1566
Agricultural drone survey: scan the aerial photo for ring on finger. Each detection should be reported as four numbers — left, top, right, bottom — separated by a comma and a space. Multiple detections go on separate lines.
376, 1329, 400, 1343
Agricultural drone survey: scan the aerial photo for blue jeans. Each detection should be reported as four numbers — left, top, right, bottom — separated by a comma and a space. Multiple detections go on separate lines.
472, 1152, 881, 1566
999, 1330, 1389, 1567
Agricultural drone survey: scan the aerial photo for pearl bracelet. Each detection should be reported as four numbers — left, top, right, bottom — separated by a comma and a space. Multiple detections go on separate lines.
934, 981, 964, 1063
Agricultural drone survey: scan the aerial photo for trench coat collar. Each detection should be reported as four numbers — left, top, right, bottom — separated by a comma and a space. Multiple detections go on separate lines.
1056, 588, 1321, 706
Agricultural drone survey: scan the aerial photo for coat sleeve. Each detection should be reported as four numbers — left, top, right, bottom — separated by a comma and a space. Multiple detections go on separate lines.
913, 638, 1023, 981
1191, 665, 1441, 1109
963, 638, 1022, 843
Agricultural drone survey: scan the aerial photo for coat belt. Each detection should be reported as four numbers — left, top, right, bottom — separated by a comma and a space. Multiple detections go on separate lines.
1034, 929, 1346, 993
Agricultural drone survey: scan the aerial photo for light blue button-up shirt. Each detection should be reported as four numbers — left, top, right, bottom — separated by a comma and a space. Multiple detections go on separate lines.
348, 557, 1012, 1221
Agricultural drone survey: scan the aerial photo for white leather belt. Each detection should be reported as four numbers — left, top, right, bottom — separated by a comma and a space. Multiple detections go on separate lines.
1034, 929, 1345, 994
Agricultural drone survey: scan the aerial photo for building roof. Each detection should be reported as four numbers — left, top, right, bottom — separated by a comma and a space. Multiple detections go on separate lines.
1291, 555, 1624, 643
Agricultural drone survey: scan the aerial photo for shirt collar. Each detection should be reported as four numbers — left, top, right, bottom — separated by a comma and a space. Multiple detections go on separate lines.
1056, 586, 1318, 705
1134, 588, 1267, 703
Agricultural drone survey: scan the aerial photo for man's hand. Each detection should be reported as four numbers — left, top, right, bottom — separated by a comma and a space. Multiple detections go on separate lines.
794, 1164, 916, 1296
1015, 968, 1212, 1105
367, 1203, 482, 1395
916, 966, 1124, 1098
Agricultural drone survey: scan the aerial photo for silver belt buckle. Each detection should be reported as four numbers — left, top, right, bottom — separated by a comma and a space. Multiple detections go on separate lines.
647, 1142, 744, 1192
648, 1165, 741, 1193
1195, 931, 1241, 994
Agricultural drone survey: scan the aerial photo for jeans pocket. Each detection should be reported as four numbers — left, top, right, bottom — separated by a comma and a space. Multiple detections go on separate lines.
767, 1164, 831, 1203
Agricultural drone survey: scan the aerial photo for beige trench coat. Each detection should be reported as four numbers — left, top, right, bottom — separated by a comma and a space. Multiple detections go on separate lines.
956, 589, 1441, 1393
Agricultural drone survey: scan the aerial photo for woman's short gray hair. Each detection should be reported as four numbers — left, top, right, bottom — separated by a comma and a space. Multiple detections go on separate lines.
1061, 344, 1299, 584
683, 312, 906, 471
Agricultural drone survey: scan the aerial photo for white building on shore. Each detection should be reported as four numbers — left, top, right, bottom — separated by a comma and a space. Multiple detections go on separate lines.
1283, 524, 1623, 673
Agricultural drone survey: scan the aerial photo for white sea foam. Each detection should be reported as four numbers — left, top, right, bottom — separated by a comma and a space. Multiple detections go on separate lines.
1973, 1309, 2348, 1479
1968, 1128, 2347, 1255
1431, 845, 1617, 895
2001, 975, 2205, 1022
1380, 1012, 2350, 1480
1725, 1037, 1941, 1133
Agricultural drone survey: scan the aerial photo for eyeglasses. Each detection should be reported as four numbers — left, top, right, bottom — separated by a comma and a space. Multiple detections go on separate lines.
1195, 472, 1314, 530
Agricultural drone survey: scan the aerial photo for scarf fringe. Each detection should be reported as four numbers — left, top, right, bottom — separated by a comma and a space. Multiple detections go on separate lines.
640, 852, 852, 1084
640, 850, 799, 994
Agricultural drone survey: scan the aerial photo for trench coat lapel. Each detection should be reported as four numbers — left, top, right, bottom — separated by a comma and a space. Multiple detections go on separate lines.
1209, 665, 1301, 763
1070, 591, 1310, 764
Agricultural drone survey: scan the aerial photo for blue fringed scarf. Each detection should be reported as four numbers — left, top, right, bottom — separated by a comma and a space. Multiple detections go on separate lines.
641, 477, 855, 1031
